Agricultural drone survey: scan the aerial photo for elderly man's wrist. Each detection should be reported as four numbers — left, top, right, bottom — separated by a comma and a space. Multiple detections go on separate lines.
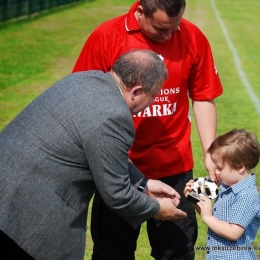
137, 178, 148, 192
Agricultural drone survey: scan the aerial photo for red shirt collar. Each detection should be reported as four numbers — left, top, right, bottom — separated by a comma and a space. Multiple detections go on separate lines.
125, 1, 141, 32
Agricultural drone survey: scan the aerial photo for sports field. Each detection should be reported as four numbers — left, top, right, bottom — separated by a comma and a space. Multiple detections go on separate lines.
0, 0, 259, 259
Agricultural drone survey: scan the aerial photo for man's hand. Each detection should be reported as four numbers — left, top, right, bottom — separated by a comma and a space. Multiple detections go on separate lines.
204, 152, 221, 186
153, 198, 187, 220
144, 179, 181, 206
140, 179, 186, 220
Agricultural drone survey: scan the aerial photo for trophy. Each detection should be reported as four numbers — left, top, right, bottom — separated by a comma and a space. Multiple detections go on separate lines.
187, 177, 219, 204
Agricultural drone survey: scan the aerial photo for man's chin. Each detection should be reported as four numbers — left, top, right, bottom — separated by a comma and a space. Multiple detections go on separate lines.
151, 37, 169, 43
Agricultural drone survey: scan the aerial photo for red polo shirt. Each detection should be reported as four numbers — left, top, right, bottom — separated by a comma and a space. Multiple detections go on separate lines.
73, 1, 223, 179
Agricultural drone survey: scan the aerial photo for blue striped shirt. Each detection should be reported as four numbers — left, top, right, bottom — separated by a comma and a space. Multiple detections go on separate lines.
206, 174, 260, 260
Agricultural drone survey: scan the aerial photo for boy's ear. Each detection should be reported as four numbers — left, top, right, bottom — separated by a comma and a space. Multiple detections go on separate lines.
237, 165, 245, 174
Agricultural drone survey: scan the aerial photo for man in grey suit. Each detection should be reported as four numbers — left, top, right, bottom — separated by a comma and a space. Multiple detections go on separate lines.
0, 49, 187, 260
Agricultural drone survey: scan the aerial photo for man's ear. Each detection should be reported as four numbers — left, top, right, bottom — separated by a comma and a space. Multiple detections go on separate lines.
130, 86, 144, 100
135, 5, 144, 18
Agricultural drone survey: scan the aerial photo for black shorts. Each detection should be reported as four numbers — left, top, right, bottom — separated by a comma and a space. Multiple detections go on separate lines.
91, 170, 197, 260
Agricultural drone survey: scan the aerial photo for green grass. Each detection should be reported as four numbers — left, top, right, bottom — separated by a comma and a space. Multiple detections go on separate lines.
0, 0, 259, 259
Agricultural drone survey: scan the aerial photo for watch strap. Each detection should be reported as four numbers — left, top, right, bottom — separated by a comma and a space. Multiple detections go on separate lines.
137, 178, 148, 192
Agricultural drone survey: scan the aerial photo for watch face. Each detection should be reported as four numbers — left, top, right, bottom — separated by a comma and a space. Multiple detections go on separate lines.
191, 177, 219, 200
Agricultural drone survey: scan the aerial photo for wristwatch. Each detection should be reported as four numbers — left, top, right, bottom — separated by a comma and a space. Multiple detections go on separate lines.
137, 178, 148, 192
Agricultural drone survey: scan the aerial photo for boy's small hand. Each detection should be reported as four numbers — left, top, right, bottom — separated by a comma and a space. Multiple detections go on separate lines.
183, 179, 194, 197
197, 196, 212, 219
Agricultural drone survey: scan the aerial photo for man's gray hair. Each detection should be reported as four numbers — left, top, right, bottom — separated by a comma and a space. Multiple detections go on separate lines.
112, 49, 168, 93
140, 0, 186, 18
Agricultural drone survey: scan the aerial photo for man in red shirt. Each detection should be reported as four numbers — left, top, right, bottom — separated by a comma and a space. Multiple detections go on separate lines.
73, 0, 223, 259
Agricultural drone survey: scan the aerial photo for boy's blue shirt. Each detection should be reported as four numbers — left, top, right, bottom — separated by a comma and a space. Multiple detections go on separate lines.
206, 174, 260, 260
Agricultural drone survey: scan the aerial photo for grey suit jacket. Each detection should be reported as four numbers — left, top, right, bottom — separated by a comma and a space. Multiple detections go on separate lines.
0, 71, 159, 260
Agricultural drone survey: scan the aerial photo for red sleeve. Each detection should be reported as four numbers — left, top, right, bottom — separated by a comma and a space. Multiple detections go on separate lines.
187, 26, 223, 100
72, 28, 112, 73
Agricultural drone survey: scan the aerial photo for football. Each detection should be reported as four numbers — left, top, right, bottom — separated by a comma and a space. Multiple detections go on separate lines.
191, 177, 219, 200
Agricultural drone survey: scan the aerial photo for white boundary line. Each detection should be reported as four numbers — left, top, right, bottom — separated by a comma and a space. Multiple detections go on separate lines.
210, 0, 260, 117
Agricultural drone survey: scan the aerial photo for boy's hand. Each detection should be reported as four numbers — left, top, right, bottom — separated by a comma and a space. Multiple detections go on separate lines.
197, 196, 213, 219
183, 179, 194, 197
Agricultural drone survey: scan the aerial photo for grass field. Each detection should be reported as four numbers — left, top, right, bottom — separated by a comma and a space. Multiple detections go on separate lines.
0, 0, 259, 259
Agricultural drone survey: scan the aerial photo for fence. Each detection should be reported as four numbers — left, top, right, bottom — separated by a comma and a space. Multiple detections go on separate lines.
0, 0, 83, 22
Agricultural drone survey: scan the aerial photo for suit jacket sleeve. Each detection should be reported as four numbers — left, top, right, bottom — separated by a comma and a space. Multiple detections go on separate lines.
128, 162, 144, 185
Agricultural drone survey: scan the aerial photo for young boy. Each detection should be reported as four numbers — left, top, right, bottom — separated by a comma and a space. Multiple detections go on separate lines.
184, 128, 260, 259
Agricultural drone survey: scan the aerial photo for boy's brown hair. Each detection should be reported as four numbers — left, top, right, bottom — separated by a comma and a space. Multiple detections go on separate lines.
208, 129, 260, 170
